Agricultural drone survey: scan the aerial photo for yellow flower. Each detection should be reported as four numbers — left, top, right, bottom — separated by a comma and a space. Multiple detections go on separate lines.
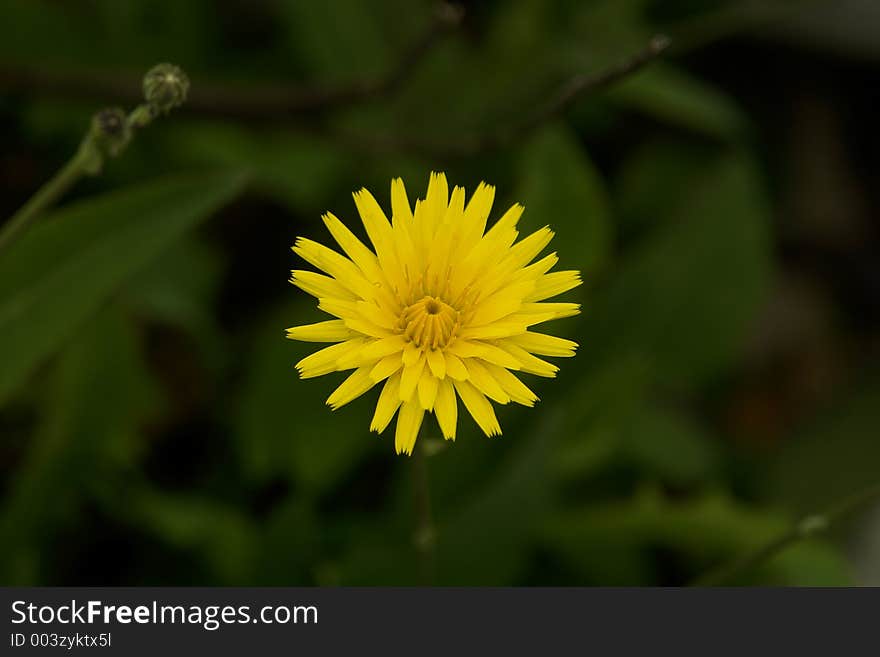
287, 173, 581, 455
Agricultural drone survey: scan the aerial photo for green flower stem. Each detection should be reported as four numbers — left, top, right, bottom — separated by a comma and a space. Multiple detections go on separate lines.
412, 428, 437, 585
0, 140, 98, 253
692, 481, 880, 586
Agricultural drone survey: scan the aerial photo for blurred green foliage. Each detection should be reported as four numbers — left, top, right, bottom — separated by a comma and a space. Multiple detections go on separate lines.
1, 0, 878, 586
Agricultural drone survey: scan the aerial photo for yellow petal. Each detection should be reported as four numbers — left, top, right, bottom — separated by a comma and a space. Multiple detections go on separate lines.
354, 187, 404, 282
421, 171, 449, 238
322, 212, 383, 282
525, 270, 582, 302
335, 347, 375, 371
462, 358, 509, 404
402, 340, 422, 366
450, 204, 522, 293
508, 332, 578, 357
361, 335, 407, 360
443, 351, 468, 380
469, 279, 534, 318
418, 372, 439, 410
508, 252, 559, 286
442, 185, 466, 225
500, 226, 554, 273
399, 353, 426, 402
481, 203, 523, 246
468, 294, 522, 327
458, 320, 534, 341
395, 401, 424, 455
286, 319, 354, 342
371, 373, 402, 433
519, 302, 581, 320
462, 182, 495, 242
317, 297, 359, 319
482, 362, 538, 407
453, 379, 501, 437
290, 270, 356, 300
355, 300, 398, 329
426, 348, 446, 379
292, 237, 374, 299
447, 340, 522, 369
326, 366, 377, 410
370, 353, 403, 382
353, 188, 392, 251
390, 177, 413, 223
295, 338, 366, 378
341, 317, 394, 339
433, 378, 457, 440
495, 342, 559, 377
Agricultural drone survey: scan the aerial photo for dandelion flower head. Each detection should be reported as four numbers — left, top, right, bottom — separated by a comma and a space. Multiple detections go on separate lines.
287, 173, 581, 455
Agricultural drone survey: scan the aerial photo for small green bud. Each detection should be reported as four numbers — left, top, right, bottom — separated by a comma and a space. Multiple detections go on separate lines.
91, 107, 131, 158
143, 63, 190, 114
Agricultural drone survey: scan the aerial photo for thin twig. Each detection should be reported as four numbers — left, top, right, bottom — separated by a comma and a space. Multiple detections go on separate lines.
0, 146, 92, 252
0, 4, 463, 123
504, 34, 672, 145
332, 34, 671, 158
412, 428, 436, 584
692, 481, 880, 586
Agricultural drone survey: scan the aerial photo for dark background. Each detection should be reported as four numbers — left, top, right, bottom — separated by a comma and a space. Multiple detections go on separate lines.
0, 0, 878, 586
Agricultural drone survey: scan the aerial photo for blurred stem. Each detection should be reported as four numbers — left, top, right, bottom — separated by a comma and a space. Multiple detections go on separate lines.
0, 142, 97, 252
412, 427, 436, 585
692, 481, 880, 586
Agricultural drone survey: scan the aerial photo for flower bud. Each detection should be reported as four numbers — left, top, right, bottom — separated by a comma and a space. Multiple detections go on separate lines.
143, 63, 190, 114
91, 107, 131, 158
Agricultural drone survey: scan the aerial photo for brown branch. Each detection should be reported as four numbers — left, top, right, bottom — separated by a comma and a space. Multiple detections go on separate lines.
0, 3, 464, 122
332, 34, 672, 158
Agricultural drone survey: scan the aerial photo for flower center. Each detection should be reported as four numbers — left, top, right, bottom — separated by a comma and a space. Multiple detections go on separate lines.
401, 296, 459, 350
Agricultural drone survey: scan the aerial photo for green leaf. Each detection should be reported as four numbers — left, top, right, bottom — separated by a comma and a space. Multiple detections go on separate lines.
613, 137, 717, 239
0, 306, 161, 583
580, 153, 772, 390
0, 170, 247, 406
121, 236, 226, 369
233, 302, 374, 494
553, 364, 720, 486
542, 489, 851, 585
119, 484, 258, 584
163, 123, 351, 213
618, 405, 721, 485
516, 125, 612, 278
607, 64, 750, 141
552, 355, 651, 482
769, 382, 880, 514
